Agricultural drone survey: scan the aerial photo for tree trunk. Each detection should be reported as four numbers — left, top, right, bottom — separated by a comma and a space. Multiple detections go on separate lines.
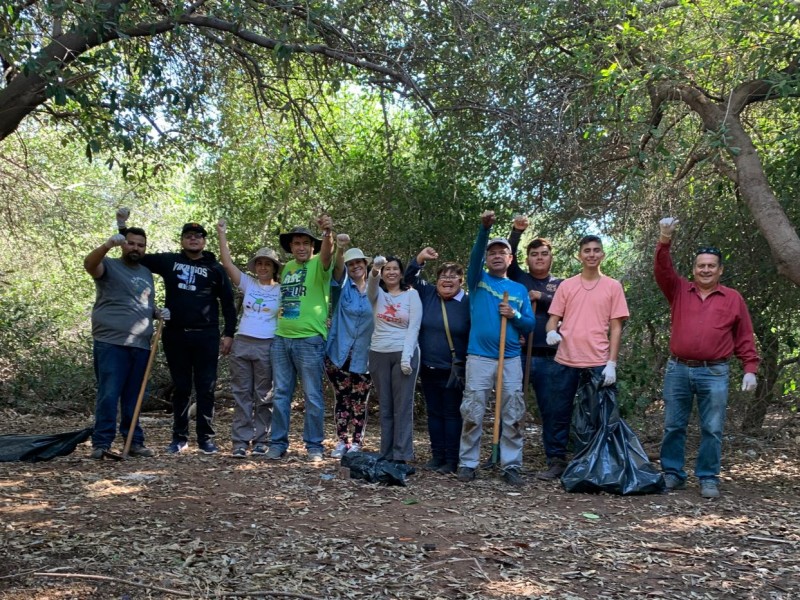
725, 115, 800, 286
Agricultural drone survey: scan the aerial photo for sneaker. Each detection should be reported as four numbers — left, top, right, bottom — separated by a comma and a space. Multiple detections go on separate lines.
700, 479, 720, 499
435, 462, 458, 474
503, 468, 524, 487
128, 444, 155, 458
347, 443, 361, 454
251, 444, 267, 456
307, 450, 324, 463
265, 446, 286, 460
90, 447, 108, 460
166, 440, 188, 455
536, 458, 567, 481
231, 446, 247, 458
198, 440, 219, 455
457, 466, 476, 482
424, 456, 446, 470
664, 473, 686, 490
330, 440, 348, 458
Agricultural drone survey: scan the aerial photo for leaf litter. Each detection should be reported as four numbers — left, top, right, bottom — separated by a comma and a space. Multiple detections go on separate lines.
0, 406, 798, 598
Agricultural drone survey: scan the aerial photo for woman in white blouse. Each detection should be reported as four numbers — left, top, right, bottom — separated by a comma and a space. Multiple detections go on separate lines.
368, 255, 422, 464
217, 219, 281, 458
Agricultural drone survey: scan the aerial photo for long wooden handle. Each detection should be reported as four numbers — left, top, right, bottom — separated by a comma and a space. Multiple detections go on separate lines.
522, 300, 537, 404
491, 291, 510, 452
122, 318, 164, 458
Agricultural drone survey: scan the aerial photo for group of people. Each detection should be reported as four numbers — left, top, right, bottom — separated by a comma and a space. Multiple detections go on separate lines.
86, 208, 759, 497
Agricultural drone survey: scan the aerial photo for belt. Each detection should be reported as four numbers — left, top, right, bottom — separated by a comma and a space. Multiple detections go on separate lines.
670, 355, 728, 368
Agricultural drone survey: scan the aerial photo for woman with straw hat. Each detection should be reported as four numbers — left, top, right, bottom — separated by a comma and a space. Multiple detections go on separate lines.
325, 234, 375, 457
217, 219, 281, 458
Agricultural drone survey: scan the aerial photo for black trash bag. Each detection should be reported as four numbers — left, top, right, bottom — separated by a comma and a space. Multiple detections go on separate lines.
571, 369, 602, 456
562, 374, 665, 495
340, 451, 413, 486
0, 427, 93, 463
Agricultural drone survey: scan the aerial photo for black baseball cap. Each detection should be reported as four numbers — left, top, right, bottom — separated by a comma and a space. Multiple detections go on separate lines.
181, 223, 207, 237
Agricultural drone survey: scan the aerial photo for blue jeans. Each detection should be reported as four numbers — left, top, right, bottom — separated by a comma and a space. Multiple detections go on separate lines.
270, 335, 326, 453
660, 359, 729, 484
549, 362, 605, 461
420, 366, 463, 465
92, 340, 150, 449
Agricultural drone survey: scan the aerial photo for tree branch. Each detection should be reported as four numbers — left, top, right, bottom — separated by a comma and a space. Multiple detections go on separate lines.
728, 53, 800, 114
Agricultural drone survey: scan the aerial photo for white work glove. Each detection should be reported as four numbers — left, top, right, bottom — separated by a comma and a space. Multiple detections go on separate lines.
400, 361, 412, 375
157, 307, 171, 321
373, 255, 387, 269
116, 207, 130, 229
601, 361, 617, 386
336, 233, 350, 249
104, 233, 126, 249
546, 330, 562, 346
741, 373, 757, 392
659, 217, 679, 238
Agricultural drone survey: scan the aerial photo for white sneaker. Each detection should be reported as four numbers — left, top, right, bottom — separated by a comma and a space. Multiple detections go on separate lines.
331, 440, 348, 458
347, 443, 361, 454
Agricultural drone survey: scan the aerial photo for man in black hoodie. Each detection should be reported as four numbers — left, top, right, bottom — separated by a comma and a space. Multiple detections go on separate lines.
121, 211, 236, 455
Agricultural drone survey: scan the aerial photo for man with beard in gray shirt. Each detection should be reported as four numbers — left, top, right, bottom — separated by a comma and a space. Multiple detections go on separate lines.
84, 227, 165, 458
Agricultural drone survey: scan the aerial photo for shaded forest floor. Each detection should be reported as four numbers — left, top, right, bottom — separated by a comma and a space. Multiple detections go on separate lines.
0, 401, 798, 600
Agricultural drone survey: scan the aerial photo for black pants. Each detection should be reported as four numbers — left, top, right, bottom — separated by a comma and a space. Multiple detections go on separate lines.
420, 366, 463, 465
162, 327, 220, 443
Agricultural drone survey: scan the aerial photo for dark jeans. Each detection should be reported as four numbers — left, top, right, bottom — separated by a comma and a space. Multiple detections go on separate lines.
520, 353, 559, 459
162, 327, 220, 444
92, 340, 149, 449
549, 362, 605, 460
420, 366, 463, 464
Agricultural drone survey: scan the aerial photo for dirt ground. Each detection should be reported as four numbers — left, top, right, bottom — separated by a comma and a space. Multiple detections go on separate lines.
1, 401, 798, 600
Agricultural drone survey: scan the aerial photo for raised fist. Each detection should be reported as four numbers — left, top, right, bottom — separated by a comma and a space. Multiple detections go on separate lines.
116, 207, 130, 229
659, 217, 679, 238
317, 214, 333, 232
216, 219, 227, 236
373, 255, 387, 269
105, 233, 126, 249
512, 214, 529, 231
336, 233, 351, 249
418, 247, 439, 262
481, 210, 496, 229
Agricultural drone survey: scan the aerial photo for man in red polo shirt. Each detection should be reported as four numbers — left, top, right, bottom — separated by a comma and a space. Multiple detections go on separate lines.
655, 217, 759, 499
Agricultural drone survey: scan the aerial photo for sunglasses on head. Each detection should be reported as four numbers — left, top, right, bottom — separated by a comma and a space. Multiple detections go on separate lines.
695, 246, 721, 258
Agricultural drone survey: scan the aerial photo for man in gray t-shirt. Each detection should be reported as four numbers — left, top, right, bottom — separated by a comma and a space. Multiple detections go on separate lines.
84, 227, 161, 458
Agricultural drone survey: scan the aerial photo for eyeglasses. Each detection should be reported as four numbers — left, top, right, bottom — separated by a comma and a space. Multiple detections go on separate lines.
438, 275, 461, 281
182, 233, 205, 240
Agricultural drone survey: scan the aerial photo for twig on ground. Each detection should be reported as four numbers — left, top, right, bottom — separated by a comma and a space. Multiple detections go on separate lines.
32, 572, 325, 599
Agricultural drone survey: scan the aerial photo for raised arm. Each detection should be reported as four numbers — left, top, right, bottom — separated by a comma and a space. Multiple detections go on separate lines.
507, 215, 527, 281
467, 211, 494, 291
215, 219, 242, 287
333, 233, 350, 283
654, 217, 681, 301
405, 247, 438, 288
84, 234, 126, 279
367, 255, 386, 304
317, 214, 335, 271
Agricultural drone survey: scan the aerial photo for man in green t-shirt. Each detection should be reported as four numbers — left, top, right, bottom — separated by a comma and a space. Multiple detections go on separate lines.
266, 214, 334, 461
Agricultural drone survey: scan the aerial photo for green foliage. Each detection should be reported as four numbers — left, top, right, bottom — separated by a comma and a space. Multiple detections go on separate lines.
0, 124, 195, 411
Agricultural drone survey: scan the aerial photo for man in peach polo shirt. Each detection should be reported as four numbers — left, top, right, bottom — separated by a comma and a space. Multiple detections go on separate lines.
541, 235, 629, 480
